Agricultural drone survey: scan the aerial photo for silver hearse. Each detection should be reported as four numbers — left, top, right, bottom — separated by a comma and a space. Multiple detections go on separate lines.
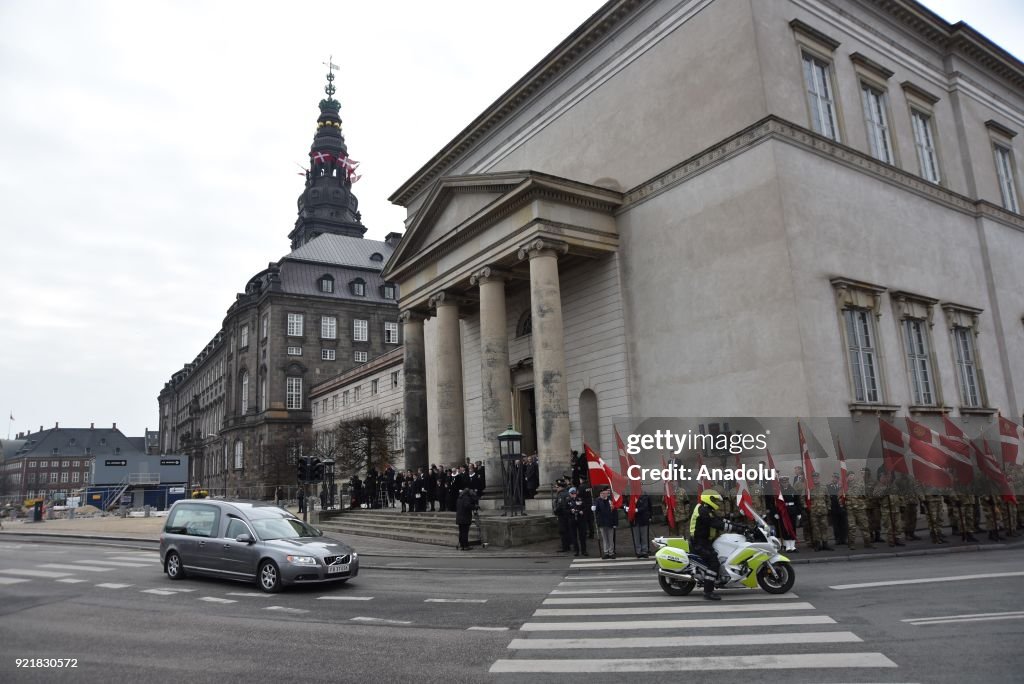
160, 500, 358, 593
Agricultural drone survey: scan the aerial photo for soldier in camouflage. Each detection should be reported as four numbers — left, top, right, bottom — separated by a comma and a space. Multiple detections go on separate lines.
951, 479, 979, 542
670, 481, 690, 537
925, 489, 947, 544
864, 468, 882, 544
808, 473, 832, 551
874, 470, 905, 547
978, 476, 1004, 541
897, 473, 923, 541
844, 471, 873, 550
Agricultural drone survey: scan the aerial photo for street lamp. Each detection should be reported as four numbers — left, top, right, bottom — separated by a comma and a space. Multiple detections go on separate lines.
498, 425, 524, 517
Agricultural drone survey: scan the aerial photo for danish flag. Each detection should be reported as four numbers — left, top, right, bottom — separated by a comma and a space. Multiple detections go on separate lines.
978, 439, 1017, 505
614, 427, 642, 522
879, 418, 952, 488
798, 422, 817, 507
836, 439, 849, 505
661, 456, 676, 530
998, 415, 1024, 466
734, 453, 758, 522
765, 449, 795, 538
311, 151, 333, 164
583, 444, 625, 509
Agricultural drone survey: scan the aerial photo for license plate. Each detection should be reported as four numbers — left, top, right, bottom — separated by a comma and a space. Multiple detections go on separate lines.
327, 564, 349, 574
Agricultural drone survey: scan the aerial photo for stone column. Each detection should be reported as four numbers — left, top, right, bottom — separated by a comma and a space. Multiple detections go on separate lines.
517, 238, 570, 490
470, 267, 514, 496
400, 310, 428, 472
428, 292, 466, 464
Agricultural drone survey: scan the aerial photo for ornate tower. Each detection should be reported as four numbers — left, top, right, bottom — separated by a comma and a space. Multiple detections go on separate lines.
288, 61, 366, 249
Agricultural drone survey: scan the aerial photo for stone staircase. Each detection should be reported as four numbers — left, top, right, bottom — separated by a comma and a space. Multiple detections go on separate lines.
315, 509, 482, 548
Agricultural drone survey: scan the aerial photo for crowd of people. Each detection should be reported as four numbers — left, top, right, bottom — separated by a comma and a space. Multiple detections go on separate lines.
346, 462, 487, 513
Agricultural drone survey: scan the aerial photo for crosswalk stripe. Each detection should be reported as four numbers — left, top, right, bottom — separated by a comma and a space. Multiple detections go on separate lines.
74, 560, 150, 568
1, 569, 73, 578
107, 557, 161, 563
161, 587, 196, 592
489, 652, 898, 673
830, 571, 1024, 590
468, 626, 510, 631
552, 588, 672, 595
318, 596, 374, 601
141, 589, 177, 595
901, 610, 1024, 623
199, 596, 237, 604
543, 593, 798, 605
95, 583, 133, 589
507, 631, 864, 650
55, 578, 88, 584
558, 579, 656, 587
0, 577, 30, 585
39, 564, 111, 572
570, 560, 652, 569
521, 615, 837, 632
264, 606, 308, 614
562, 573, 651, 581
906, 614, 1024, 626
350, 616, 410, 624
226, 592, 271, 597
425, 598, 487, 603
532, 601, 815, 617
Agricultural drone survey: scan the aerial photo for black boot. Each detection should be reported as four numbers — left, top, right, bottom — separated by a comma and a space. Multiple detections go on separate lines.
703, 578, 721, 601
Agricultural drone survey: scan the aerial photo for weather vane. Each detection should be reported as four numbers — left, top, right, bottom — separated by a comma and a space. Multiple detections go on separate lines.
323, 56, 339, 100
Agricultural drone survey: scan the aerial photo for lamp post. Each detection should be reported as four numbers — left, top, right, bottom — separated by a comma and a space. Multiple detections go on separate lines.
498, 425, 524, 517
324, 459, 336, 509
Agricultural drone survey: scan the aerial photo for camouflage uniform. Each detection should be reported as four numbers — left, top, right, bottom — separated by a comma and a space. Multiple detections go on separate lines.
925, 492, 947, 543
873, 477, 904, 546
809, 480, 832, 550
899, 475, 923, 541
864, 472, 882, 543
748, 480, 767, 518
844, 477, 873, 549
978, 477, 1004, 541
670, 484, 690, 537
951, 482, 978, 542
1011, 464, 1024, 532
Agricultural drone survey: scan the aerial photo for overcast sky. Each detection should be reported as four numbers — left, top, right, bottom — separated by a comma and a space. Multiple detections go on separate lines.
1, 0, 1022, 440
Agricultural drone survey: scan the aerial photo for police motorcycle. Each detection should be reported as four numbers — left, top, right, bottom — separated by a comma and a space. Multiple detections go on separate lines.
652, 506, 795, 596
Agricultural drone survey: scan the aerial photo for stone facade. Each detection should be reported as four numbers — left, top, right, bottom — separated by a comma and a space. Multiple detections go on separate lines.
384, 0, 1024, 492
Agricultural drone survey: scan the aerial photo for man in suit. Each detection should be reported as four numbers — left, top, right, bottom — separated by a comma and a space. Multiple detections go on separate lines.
593, 487, 618, 559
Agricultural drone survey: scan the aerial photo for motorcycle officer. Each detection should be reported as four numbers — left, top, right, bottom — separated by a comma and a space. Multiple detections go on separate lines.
689, 490, 742, 601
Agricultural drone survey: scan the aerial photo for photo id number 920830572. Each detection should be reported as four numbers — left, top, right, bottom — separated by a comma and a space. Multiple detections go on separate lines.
16, 658, 79, 668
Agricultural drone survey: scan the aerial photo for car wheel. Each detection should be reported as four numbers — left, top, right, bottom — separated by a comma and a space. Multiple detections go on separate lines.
258, 560, 282, 593
165, 551, 185, 580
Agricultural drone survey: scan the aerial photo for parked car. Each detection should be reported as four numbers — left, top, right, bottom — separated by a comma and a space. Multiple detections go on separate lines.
159, 500, 358, 593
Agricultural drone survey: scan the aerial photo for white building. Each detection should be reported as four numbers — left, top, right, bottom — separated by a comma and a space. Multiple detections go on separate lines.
383, 0, 1024, 491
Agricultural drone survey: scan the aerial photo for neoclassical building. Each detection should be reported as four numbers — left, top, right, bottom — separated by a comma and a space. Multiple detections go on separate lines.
383, 0, 1024, 492
158, 78, 402, 496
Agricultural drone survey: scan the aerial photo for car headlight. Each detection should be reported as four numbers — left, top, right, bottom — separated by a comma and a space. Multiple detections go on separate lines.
351, 552, 358, 561
286, 555, 317, 566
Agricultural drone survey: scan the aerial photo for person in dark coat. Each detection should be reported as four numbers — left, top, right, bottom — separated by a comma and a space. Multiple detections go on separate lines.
594, 487, 619, 558
297, 487, 306, 514
475, 460, 486, 494
553, 479, 572, 552
566, 487, 589, 556
446, 469, 459, 511
437, 468, 448, 512
524, 456, 540, 499
628, 491, 653, 557
455, 488, 479, 550
427, 465, 438, 512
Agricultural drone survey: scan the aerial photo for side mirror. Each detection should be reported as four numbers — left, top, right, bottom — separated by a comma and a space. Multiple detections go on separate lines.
235, 533, 254, 544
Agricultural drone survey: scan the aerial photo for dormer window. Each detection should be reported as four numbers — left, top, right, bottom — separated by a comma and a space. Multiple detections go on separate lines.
382, 284, 396, 300
319, 275, 335, 293
350, 278, 366, 297
370, 252, 384, 262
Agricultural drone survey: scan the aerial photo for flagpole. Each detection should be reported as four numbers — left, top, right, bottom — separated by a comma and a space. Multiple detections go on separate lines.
6, 411, 11, 440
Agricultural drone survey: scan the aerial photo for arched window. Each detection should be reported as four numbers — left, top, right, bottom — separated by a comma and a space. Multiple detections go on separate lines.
234, 440, 243, 470
370, 252, 384, 262
516, 310, 532, 337
318, 274, 334, 293
260, 377, 267, 412
350, 278, 366, 296
240, 371, 249, 414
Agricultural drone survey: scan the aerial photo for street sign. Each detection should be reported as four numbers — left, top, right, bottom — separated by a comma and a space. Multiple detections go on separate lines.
169, 486, 185, 494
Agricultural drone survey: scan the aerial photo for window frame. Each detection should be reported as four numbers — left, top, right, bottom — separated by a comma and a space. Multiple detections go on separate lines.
287, 313, 304, 337
860, 81, 895, 164
240, 370, 249, 414
287, 346, 302, 356
942, 303, 988, 411
801, 50, 842, 142
321, 316, 337, 340
322, 348, 336, 361
909, 107, 941, 184
286, 377, 303, 410
239, 324, 249, 349
384, 321, 399, 345
993, 143, 1020, 213
319, 275, 335, 294
354, 351, 367, 363
353, 319, 368, 342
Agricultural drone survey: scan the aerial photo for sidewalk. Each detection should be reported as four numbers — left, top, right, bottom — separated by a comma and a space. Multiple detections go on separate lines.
2, 515, 1021, 562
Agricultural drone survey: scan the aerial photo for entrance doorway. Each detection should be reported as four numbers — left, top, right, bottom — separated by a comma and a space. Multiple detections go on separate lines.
513, 385, 537, 457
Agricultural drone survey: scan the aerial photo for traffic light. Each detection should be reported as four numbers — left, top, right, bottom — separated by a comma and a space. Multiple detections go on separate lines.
296, 457, 308, 483
311, 458, 324, 482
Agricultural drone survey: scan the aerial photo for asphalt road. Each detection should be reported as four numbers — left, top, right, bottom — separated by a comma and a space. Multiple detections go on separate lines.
0, 537, 1022, 683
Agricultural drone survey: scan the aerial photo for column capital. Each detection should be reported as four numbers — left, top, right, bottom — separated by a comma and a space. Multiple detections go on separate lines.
517, 238, 569, 261
469, 266, 513, 286
399, 309, 428, 324
427, 291, 469, 310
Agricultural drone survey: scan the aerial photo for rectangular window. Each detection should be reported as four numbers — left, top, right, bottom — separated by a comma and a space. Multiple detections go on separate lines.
261, 313, 269, 339
62, 460, 69, 468
383, 284, 396, 300
343, 390, 350, 406
321, 316, 337, 339
240, 324, 249, 348
384, 321, 399, 344
312, 402, 318, 417
903, 319, 935, 405
286, 377, 302, 410
320, 277, 334, 293
287, 313, 304, 336
51, 460, 58, 467
391, 371, 400, 389
72, 461, 80, 467
354, 387, 361, 403
72, 471, 80, 483
802, 52, 841, 141
287, 346, 302, 356
28, 461, 35, 468
953, 327, 981, 407
994, 145, 1020, 213
50, 472, 58, 483
844, 308, 881, 403
911, 110, 940, 183
861, 84, 894, 163
61, 472, 68, 483
322, 349, 336, 361
371, 379, 379, 395
354, 319, 368, 342
332, 395, 338, 410
354, 351, 368, 363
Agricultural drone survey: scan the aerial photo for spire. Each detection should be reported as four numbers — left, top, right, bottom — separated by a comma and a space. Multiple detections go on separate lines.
288, 60, 366, 249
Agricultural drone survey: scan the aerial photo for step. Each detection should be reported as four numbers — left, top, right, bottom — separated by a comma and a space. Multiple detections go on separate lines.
317, 520, 480, 548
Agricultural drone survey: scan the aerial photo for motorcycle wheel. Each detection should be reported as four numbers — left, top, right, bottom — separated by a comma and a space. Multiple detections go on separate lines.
658, 574, 696, 596
756, 561, 795, 594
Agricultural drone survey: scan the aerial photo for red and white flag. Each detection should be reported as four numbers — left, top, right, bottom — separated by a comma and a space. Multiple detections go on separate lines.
906, 416, 974, 485
734, 453, 758, 523
879, 419, 952, 488
695, 451, 710, 497
661, 456, 676, 530
977, 439, 1017, 505
615, 428, 643, 523
836, 439, 849, 505
798, 422, 816, 507
311, 151, 334, 164
765, 449, 795, 538
584, 444, 625, 509
998, 415, 1024, 467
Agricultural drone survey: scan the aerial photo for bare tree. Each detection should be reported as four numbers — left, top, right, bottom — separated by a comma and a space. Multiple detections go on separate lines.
332, 413, 397, 478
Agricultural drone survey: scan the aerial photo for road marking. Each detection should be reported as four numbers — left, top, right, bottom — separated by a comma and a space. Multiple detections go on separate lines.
75, 560, 151, 568
264, 606, 308, 614
489, 652, 897, 673
520, 615, 837, 632
161, 587, 196, 592
141, 589, 177, 596
543, 593, 798, 605
351, 616, 411, 625
903, 610, 1024, 626
830, 571, 1024, 590
468, 626, 510, 631
106, 557, 162, 564
40, 564, 111, 573
551, 588, 667, 595
562, 573, 651, 580
557, 579, 656, 587
507, 631, 863, 650
317, 596, 374, 601
226, 592, 271, 597
533, 601, 815, 617
199, 596, 237, 604
55, 578, 88, 584
95, 583, 133, 589
570, 560, 653, 569
0, 577, 30, 585
1, 569, 73, 578
424, 598, 488, 603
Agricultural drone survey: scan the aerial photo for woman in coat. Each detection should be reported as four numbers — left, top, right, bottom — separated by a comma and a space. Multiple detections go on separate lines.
455, 488, 478, 550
